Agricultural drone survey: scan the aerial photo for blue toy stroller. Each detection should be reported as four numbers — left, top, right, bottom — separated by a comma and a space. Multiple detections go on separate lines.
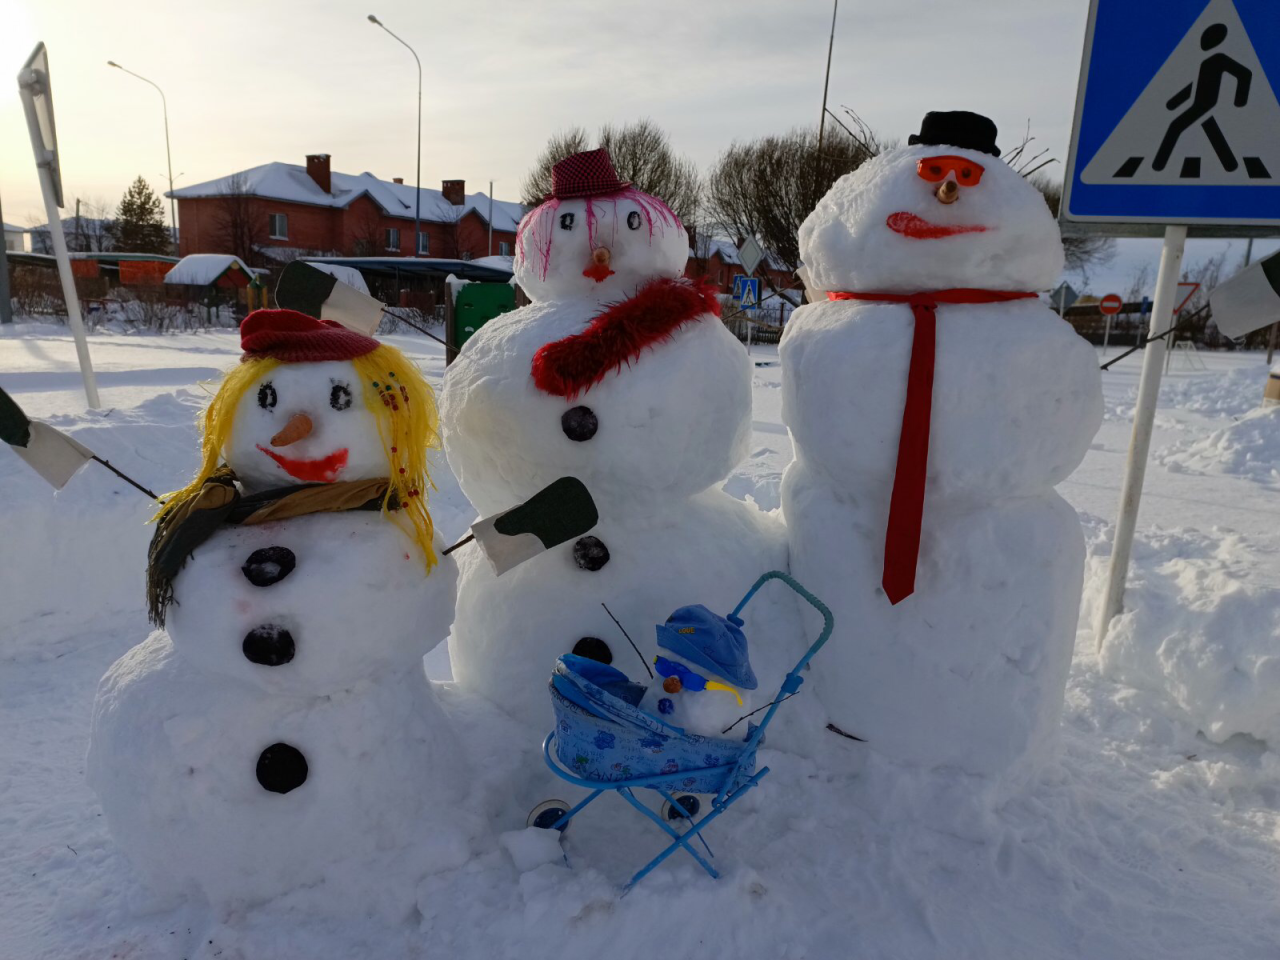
539, 571, 834, 891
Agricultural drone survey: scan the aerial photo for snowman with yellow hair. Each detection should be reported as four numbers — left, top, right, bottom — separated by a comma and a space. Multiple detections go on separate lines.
87, 309, 464, 914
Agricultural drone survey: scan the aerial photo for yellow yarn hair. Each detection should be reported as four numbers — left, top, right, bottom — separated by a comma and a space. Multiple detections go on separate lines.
154, 345, 440, 571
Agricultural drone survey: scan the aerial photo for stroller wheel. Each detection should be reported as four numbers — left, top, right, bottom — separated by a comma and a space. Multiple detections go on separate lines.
527, 799, 571, 832
662, 794, 701, 823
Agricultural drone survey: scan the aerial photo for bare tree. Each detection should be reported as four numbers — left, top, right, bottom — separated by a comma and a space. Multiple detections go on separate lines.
522, 119, 701, 224
704, 115, 881, 290
1031, 176, 1116, 275
213, 173, 268, 265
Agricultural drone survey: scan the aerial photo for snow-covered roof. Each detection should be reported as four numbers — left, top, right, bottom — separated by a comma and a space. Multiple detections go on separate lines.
471, 254, 515, 272
302, 261, 369, 294
164, 254, 252, 286
690, 236, 789, 273
3, 222, 24, 233
169, 163, 526, 232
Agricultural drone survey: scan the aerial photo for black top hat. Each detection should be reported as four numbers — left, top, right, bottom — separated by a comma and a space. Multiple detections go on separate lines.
907, 111, 1000, 157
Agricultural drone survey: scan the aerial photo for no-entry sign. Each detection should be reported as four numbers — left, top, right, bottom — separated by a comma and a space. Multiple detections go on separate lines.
1100, 293, 1124, 315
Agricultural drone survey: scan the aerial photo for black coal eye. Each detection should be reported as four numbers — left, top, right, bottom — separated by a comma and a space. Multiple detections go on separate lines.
559, 212, 575, 230
329, 382, 353, 411
626, 211, 642, 230
258, 382, 277, 410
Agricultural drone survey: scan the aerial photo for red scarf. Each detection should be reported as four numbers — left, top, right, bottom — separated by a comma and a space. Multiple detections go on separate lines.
827, 289, 1039, 605
532, 278, 721, 399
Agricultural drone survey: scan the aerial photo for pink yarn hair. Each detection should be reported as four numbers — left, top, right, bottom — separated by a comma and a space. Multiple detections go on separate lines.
515, 187, 683, 282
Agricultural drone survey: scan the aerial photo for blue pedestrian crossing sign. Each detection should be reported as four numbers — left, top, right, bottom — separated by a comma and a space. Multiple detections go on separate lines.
732, 275, 761, 308
1063, 0, 1280, 227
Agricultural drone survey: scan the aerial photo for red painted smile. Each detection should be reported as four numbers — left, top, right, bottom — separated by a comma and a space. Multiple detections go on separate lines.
257, 445, 349, 482
582, 262, 615, 283
887, 211, 988, 240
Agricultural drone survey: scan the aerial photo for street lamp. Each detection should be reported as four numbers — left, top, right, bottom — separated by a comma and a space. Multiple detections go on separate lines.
368, 15, 422, 258
107, 60, 177, 251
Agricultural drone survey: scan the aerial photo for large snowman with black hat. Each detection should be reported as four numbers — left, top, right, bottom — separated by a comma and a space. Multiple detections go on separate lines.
781, 111, 1103, 780
441, 148, 794, 730
87, 309, 465, 912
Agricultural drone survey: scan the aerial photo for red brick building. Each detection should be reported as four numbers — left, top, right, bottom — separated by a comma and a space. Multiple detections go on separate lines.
685, 231, 795, 296
170, 154, 524, 263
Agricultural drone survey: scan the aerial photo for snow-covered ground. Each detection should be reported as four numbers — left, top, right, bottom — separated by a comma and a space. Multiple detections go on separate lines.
3, 321, 1279, 959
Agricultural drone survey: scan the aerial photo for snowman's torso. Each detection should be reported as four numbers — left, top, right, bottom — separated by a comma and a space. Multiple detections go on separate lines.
86, 631, 463, 912
167, 511, 451, 695
780, 297, 1102, 777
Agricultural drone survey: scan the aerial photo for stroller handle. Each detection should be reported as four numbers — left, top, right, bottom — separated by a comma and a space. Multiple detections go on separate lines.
715, 571, 835, 807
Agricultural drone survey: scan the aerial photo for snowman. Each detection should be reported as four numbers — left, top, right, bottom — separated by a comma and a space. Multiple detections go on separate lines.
639, 604, 758, 739
441, 148, 794, 730
87, 310, 465, 913
781, 112, 1103, 780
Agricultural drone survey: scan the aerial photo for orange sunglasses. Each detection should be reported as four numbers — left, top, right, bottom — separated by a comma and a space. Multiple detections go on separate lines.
916, 155, 986, 186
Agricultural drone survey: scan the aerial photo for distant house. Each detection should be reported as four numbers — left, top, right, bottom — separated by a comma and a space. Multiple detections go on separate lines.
3, 222, 24, 253
29, 217, 115, 254
686, 230, 794, 296
169, 154, 524, 263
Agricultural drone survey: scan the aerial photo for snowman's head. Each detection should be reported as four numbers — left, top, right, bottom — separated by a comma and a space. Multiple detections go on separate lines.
515, 188, 688, 302
157, 310, 442, 569
799, 112, 1063, 293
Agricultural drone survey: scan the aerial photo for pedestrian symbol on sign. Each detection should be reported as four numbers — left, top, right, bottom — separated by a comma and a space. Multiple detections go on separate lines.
1081, 0, 1280, 187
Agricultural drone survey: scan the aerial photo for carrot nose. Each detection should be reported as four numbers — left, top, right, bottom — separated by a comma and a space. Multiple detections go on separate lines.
270, 413, 313, 447
592, 247, 611, 267
935, 180, 960, 204
662, 676, 682, 694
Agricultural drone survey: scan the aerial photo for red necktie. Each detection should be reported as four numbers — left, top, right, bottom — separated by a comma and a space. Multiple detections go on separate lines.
826, 289, 1039, 605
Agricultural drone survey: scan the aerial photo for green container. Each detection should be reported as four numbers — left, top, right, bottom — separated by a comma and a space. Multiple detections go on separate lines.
454, 282, 516, 349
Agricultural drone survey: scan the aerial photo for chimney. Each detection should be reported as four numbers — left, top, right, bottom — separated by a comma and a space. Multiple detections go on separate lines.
306, 154, 331, 194
392, 177, 404, 184
441, 179, 465, 206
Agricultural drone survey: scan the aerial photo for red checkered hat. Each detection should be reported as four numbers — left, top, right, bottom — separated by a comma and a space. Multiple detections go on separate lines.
240, 309, 379, 363
549, 148, 630, 200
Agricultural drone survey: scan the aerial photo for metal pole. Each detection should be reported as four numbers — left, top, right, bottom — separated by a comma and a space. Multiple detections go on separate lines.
1095, 224, 1187, 649
368, 17, 421, 258
0, 190, 12, 324
107, 63, 176, 250
817, 0, 838, 150
488, 179, 494, 256
1102, 313, 1112, 357
20, 104, 99, 405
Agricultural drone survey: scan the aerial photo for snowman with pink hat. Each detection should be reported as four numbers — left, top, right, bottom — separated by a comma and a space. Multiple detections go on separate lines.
441, 148, 796, 731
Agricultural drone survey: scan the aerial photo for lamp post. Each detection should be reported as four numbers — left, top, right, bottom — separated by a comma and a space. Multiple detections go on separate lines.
106, 61, 177, 251
368, 15, 422, 258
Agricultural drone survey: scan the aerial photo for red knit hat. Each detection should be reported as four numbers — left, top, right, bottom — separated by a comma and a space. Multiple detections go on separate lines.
549, 148, 630, 200
240, 309, 379, 362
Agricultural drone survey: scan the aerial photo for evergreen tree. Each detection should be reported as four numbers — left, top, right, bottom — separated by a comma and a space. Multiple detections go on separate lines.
106, 177, 171, 254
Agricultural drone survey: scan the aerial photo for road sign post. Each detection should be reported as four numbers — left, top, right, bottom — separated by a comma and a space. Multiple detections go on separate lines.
1064, 0, 1280, 646
1099, 293, 1123, 356
17, 43, 99, 408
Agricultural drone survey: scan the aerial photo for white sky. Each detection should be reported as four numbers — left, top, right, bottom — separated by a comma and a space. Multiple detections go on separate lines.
0, 0, 1273, 291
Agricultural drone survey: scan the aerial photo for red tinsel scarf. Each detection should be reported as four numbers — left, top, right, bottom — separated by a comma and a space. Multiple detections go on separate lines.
531, 278, 721, 399
827, 288, 1039, 606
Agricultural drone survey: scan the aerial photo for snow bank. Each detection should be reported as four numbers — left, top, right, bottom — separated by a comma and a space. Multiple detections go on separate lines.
1156, 406, 1280, 486
1158, 364, 1267, 419
1088, 522, 1280, 746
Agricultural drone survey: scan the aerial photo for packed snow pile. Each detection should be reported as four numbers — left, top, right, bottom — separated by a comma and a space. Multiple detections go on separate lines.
1089, 523, 1280, 746
1156, 405, 1280, 486
1157, 363, 1267, 419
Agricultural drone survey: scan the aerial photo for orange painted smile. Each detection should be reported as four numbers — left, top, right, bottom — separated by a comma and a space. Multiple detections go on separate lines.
887, 212, 988, 240
257, 445, 349, 482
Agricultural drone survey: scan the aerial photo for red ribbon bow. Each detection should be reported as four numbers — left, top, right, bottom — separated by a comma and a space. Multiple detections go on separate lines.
826, 288, 1039, 605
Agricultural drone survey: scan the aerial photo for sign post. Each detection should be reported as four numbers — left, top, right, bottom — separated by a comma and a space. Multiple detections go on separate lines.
17, 43, 99, 408
1063, 0, 1280, 646
1099, 292, 1123, 356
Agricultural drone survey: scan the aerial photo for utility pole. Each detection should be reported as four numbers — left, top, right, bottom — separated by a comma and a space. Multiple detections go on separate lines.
106, 62, 176, 250
369, 16, 422, 257
817, 0, 838, 151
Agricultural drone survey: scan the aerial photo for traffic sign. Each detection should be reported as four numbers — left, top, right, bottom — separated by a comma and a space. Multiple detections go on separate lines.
1100, 293, 1123, 315
737, 236, 764, 277
1063, 0, 1280, 228
732, 275, 760, 308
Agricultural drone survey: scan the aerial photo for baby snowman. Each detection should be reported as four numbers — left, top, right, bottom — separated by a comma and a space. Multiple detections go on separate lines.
442, 148, 795, 731
87, 310, 465, 914
640, 605, 758, 739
